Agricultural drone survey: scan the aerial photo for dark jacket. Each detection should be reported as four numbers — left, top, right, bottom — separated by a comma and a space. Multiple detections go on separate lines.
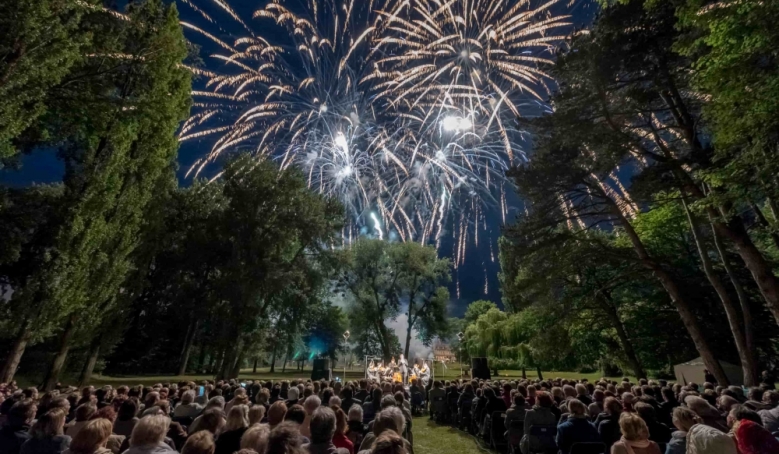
597, 414, 621, 449
645, 419, 672, 444
341, 398, 362, 413
19, 435, 71, 454
504, 405, 526, 430
0, 424, 31, 454
657, 401, 678, 427
556, 416, 599, 454
664, 430, 686, 454
483, 396, 508, 423
214, 427, 247, 454
354, 390, 369, 403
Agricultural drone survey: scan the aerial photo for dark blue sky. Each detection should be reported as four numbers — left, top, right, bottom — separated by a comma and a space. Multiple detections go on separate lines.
0, 0, 596, 318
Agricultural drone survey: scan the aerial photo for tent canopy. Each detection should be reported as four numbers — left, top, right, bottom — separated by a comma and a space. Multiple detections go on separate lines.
673, 357, 743, 386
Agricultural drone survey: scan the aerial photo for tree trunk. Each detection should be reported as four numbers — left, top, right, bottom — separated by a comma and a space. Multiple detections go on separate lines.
43, 314, 77, 391
269, 340, 278, 373
196, 342, 207, 374
0, 322, 31, 383
253, 357, 259, 373
404, 315, 414, 360
711, 218, 755, 366
230, 348, 243, 379
684, 199, 756, 386
598, 293, 646, 379
536, 366, 543, 381
213, 348, 225, 378
709, 212, 779, 327
521, 366, 526, 379
617, 207, 730, 385
750, 202, 779, 250
79, 337, 101, 387
177, 319, 198, 376
375, 321, 391, 361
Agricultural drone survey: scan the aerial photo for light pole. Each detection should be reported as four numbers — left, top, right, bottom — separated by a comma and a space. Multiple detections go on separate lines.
342, 330, 350, 382
457, 332, 464, 378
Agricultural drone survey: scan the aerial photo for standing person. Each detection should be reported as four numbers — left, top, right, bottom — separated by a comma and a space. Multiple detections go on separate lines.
610, 413, 661, 454
398, 356, 408, 386
20, 408, 71, 454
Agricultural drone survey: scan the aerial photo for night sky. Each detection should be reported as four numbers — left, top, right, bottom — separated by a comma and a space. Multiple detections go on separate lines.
0, 0, 596, 318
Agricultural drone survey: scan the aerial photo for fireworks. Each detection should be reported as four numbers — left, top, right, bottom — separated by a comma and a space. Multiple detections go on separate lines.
178, 0, 571, 254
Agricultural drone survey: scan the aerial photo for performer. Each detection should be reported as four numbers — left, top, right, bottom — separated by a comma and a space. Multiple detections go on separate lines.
378, 361, 386, 381
368, 360, 377, 383
412, 362, 421, 382
398, 354, 409, 384
419, 361, 430, 387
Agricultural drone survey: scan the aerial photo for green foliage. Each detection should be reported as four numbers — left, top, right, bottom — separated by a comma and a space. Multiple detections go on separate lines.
0, 0, 92, 165
463, 300, 498, 324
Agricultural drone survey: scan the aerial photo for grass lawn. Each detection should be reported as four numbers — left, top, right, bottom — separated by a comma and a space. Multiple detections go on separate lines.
412, 416, 491, 454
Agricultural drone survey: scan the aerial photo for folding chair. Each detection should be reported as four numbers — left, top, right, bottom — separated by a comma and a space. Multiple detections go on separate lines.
569, 442, 606, 454
527, 424, 558, 454
506, 420, 524, 454
430, 395, 447, 423
489, 411, 508, 451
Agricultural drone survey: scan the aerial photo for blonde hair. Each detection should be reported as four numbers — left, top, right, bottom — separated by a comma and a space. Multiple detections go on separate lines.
181, 430, 215, 454
131, 414, 170, 446
240, 423, 271, 453
672, 406, 698, 432
618, 412, 649, 441
249, 405, 267, 425
69, 418, 113, 454
224, 404, 250, 432
30, 408, 67, 438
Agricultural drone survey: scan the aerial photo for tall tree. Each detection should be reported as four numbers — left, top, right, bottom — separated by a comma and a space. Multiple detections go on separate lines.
0, 0, 91, 164
390, 242, 451, 359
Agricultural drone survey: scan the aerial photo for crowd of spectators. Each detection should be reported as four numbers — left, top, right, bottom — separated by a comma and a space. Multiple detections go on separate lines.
421, 374, 779, 454
0, 378, 413, 454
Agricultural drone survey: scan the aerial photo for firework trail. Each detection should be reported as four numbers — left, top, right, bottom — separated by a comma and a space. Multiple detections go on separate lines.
178, 0, 572, 254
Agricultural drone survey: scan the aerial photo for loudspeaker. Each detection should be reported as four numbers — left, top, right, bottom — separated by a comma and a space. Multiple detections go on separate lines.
311, 359, 331, 381
471, 357, 490, 380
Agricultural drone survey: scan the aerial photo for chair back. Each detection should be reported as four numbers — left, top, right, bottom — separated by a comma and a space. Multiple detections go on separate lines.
528, 424, 557, 453
489, 411, 508, 449
569, 442, 606, 454
507, 420, 524, 445
431, 395, 447, 413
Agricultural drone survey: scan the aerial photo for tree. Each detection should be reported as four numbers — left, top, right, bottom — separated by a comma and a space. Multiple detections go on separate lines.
464, 300, 498, 324
0, 0, 192, 386
390, 242, 451, 359
339, 239, 402, 360
0, 0, 91, 164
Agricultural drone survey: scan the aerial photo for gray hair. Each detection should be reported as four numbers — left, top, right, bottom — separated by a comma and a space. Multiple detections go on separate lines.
181, 390, 195, 404
373, 407, 405, 436
380, 395, 397, 409
303, 395, 321, 414
310, 406, 336, 443
347, 404, 363, 422
206, 396, 225, 409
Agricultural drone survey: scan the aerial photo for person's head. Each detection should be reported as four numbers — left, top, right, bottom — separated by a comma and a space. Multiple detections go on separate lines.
763, 390, 779, 406
535, 391, 553, 408
512, 393, 526, 408
90, 406, 117, 423
8, 399, 36, 426
568, 399, 587, 418
635, 402, 657, 423
206, 396, 225, 410
181, 390, 196, 405
249, 405, 267, 425
287, 387, 299, 403
241, 423, 271, 453
672, 407, 698, 433
30, 408, 67, 438
284, 404, 306, 425
117, 398, 138, 421
373, 407, 405, 436
131, 414, 170, 446
225, 404, 250, 432
348, 404, 363, 423
604, 397, 622, 416
266, 421, 306, 454
68, 418, 112, 454
303, 395, 321, 415
619, 412, 649, 442
182, 430, 216, 454
371, 431, 407, 454
309, 406, 337, 444
268, 401, 288, 427
727, 404, 762, 428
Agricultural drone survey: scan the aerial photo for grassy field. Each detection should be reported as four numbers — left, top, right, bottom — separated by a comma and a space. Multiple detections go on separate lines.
413, 416, 491, 454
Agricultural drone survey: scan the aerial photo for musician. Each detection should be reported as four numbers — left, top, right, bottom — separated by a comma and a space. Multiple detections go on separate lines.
368, 360, 377, 382
412, 362, 421, 381
398, 354, 409, 384
419, 361, 430, 387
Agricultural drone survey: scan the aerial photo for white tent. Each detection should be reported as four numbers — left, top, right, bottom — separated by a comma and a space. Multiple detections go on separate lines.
673, 357, 743, 386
